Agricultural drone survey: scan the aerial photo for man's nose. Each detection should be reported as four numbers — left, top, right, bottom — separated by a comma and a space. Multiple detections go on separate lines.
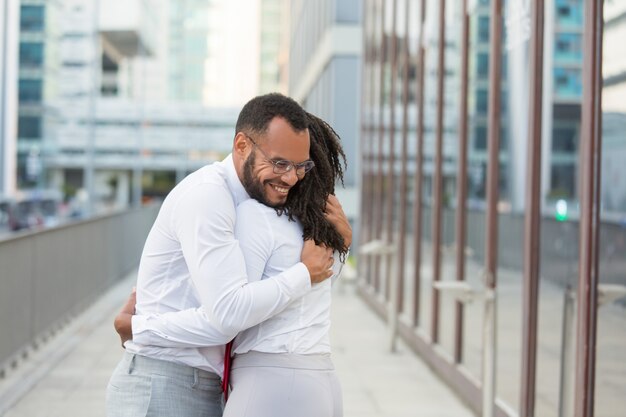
281, 169, 299, 186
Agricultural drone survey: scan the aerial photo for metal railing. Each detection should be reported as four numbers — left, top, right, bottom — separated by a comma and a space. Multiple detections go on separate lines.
0, 205, 158, 373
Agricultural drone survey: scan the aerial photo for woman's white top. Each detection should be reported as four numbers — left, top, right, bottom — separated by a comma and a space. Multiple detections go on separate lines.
232, 199, 335, 355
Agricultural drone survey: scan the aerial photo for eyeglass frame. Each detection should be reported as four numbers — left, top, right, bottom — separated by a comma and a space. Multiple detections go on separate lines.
243, 133, 315, 177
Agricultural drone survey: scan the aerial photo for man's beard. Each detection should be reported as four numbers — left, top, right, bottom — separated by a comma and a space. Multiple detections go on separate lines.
242, 152, 284, 208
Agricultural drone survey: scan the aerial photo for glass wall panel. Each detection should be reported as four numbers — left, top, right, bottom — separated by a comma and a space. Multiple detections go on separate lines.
494, 0, 522, 410
392, 0, 409, 315
377, 0, 395, 299
596, 1, 626, 415
401, 0, 422, 321
462, 0, 490, 382
360, 0, 377, 285
438, 0, 462, 357
535, 0, 583, 415
417, 0, 439, 337
366, 0, 385, 292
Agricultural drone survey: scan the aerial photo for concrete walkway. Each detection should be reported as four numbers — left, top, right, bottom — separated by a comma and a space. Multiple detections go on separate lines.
0, 272, 473, 417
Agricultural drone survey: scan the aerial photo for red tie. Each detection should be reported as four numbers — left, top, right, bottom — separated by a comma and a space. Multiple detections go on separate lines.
221, 341, 233, 401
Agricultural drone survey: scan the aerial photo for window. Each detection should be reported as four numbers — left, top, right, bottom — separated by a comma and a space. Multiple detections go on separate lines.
552, 127, 578, 152
20, 5, 45, 32
19, 42, 44, 68
474, 126, 487, 151
555, 0, 583, 26
19, 79, 43, 102
478, 16, 490, 43
554, 68, 582, 98
476, 89, 488, 115
18, 116, 42, 139
557, 6, 570, 18
476, 53, 489, 79
550, 164, 576, 199
554, 33, 582, 61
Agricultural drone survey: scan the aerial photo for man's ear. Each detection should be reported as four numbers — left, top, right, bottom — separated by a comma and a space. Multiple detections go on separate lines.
233, 132, 248, 156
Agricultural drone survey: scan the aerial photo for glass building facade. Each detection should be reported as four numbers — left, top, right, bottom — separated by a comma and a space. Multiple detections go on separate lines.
16, 1, 61, 188
358, 1, 625, 416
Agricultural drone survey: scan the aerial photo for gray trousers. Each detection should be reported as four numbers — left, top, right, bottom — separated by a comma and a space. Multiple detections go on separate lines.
223, 351, 343, 417
106, 352, 223, 417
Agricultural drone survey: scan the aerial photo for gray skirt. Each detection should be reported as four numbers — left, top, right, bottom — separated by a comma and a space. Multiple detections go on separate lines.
223, 351, 343, 417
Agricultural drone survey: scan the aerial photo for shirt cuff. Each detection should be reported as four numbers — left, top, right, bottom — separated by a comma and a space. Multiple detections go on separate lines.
131, 315, 152, 346
280, 262, 311, 298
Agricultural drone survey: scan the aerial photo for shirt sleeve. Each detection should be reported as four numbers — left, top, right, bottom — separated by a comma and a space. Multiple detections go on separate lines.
132, 307, 233, 347
132, 181, 311, 345
330, 249, 348, 285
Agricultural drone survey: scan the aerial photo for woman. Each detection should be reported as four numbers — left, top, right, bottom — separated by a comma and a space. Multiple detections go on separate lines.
223, 112, 348, 417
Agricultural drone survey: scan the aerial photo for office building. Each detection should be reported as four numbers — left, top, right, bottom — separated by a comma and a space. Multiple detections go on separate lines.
601, 0, 626, 215
0, 0, 19, 196
288, 0, 362, 226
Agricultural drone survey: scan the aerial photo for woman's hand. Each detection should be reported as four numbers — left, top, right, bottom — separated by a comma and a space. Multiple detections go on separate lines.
324, 194, 352, 250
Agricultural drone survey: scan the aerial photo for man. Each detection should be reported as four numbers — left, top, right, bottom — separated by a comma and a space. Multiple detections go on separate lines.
106, 94, 352, 417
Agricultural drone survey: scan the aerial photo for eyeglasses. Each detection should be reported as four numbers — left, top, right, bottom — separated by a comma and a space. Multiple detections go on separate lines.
244, 134, 315, 177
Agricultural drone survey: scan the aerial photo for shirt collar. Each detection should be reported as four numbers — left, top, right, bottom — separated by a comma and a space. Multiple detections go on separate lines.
223, 153, 249, 206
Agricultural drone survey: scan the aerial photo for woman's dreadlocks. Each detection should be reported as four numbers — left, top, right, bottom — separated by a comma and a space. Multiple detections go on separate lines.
276, 112, 348, 259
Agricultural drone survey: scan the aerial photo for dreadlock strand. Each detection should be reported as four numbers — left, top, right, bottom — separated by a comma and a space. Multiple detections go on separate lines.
277, 112, 348, 257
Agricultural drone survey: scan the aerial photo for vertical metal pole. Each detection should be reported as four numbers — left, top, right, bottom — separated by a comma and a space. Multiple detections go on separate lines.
559, 286, 575, 417
574, 0, 604, 416
430, 0, 446, 345
367, 0, 381, 289
384, 0, 398, 302
454, 0, 471, 364
483, 0, 503, 415
411, 0, 427, 328
360, 0, 373, 287
482, 285, 497, 417
520, 1, 545, 416
374, 0, 387, 295
396, 0, 411, 314
388, 250, 399, 352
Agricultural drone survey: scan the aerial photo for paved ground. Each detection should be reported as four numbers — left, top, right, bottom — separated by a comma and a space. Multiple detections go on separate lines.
0, 272, 473, 417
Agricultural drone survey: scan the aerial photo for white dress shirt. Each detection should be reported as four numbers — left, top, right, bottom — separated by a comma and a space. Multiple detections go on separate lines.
232, 199, 337, 355
126, 155, 312, 375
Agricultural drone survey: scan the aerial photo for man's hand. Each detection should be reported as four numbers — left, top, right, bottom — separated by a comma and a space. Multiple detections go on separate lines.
324, 194, 352, 250
301, 240, 334, 284
113, 288, 136, 348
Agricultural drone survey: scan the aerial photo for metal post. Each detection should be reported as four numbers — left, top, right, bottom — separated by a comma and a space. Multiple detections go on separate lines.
411, 0, 427, 328
374, 0, 387, 295
395, 0, 411, 316
430, 0, 446, 345
360, 240, 398, 351
454, 0, 471, 365
384, 0, 398, 302
482, 283, 496, 417
483, 0, 503, 413
520, 1, 545, 415
558, 286, 575, 417
574, 1, 604, 415
388, 251, 399, 352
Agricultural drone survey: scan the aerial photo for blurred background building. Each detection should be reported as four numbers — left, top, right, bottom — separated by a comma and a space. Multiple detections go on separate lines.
288, 0, 362, 235
8, 0, 277, 218
0, 0, 19, 196
602, 0, 626, 216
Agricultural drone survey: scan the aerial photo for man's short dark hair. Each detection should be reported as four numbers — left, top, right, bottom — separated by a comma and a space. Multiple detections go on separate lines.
236, 93, 309, 136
